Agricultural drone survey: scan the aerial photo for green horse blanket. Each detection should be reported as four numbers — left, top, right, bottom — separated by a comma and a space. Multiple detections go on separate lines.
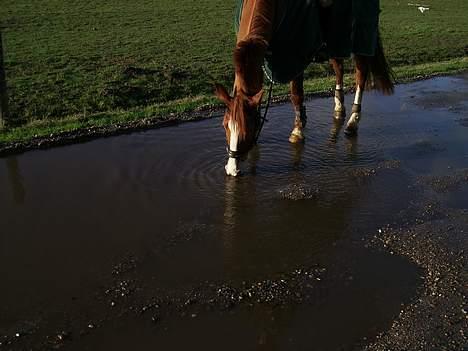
235, 0, 322, 83
323, 0, 380, 58
235, 0, 380, 84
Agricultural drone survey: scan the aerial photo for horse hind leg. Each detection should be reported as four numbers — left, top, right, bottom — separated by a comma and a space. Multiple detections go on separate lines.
330, 58, 346, 120
289, 73, 307, 144
345, 55, 369, 136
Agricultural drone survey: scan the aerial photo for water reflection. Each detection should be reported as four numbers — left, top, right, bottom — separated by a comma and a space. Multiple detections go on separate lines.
223, 176, 239, 232
329, 118, 345, 144
6, 157, 25, 204
247, 145, 260, 175
223, 145, 260, 238
289, 142, 305, 170
345, 134, 359, 161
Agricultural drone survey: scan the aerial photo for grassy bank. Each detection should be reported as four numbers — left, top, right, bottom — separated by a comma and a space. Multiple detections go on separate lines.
1, 0, 467, 142
1, 57, 467, 144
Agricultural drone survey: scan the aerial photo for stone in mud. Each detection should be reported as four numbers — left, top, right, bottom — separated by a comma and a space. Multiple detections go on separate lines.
419, 169, 468, 193
112, 255, 138, 276
348, 160, 401, 180
367, 210, 468, 350
56, 331, 71, 342
279, 183, 319, 201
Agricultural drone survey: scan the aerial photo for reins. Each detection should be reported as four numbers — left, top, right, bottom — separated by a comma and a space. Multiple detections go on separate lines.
254, 81, 274, 144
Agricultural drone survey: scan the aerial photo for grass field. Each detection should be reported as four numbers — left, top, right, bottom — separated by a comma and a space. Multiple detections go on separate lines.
1, 0, 467, 142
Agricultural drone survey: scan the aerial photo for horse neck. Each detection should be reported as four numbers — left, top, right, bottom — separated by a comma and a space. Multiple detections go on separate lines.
234, 0, 274, 96
233, 46, 265, 96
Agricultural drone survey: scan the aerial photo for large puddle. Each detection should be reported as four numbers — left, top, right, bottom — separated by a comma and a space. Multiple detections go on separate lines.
1, 74, 467, 350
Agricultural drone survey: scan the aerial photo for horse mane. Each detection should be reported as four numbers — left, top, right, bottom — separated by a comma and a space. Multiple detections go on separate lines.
234, 37, 267, 94
234, 38, 266, 74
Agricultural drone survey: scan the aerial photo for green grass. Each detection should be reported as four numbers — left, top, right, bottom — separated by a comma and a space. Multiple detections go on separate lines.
1, 0, 468, 142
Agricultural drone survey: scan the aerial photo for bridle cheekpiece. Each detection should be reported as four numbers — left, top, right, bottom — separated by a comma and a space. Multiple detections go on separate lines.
226, 82, 274, 159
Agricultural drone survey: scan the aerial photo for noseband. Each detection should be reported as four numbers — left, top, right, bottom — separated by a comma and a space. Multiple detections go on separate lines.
227, 82, 274, 159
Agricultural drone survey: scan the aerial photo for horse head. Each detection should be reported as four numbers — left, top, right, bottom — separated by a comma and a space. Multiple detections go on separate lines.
215, 84, 263, 176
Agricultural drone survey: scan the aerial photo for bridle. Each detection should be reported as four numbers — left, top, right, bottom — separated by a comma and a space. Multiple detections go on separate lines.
227, 81, 274, 159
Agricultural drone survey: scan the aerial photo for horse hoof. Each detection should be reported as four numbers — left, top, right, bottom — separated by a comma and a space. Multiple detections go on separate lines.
344, 125, 358, 136
334, 109, 346, 120
225, 168, 241, 177
289, 133, 305, 144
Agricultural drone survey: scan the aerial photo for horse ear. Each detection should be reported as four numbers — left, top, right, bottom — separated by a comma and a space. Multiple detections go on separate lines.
248, 89, 264, 107
214, 84, 232, 107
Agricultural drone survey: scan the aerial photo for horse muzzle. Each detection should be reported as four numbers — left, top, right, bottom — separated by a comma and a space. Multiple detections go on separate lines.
225, 158, 240, 177
225, 148, 248, 176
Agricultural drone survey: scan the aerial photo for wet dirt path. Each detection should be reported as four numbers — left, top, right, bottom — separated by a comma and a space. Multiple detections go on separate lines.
1, 74, 467, 350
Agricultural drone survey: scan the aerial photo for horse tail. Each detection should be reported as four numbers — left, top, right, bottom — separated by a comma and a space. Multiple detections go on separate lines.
368, 31, 395, 95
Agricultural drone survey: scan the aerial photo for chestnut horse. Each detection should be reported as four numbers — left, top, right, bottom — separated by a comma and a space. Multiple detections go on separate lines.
216, 0, 394, 176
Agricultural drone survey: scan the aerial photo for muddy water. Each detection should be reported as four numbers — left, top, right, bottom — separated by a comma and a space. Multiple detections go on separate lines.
1, 74, 467, 350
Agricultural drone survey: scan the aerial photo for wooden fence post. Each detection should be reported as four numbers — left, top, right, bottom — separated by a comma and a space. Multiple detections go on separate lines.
0, 30, 9, 130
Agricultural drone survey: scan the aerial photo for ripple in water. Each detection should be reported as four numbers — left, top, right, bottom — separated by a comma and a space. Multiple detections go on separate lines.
105, 98, 389, 208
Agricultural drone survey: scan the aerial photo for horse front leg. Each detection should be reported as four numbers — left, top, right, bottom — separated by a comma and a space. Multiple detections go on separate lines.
345, 55, 369, 135
330, 58, 346, 119
289, 73, 307, 144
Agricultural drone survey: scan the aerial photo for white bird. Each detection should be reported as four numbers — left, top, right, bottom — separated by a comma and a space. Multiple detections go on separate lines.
418, 6, 430, 13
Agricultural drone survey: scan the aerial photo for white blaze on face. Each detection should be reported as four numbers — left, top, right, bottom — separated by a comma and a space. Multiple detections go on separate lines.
225, 119, 240, 176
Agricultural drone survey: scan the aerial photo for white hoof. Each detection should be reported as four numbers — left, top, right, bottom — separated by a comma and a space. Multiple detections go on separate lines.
345, 113, 360, 136
334, 89, 345, 120
345, 104, 361, 136
289, 130, 305, 144
334, 108, 346, 120
344, 124, 358, 136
